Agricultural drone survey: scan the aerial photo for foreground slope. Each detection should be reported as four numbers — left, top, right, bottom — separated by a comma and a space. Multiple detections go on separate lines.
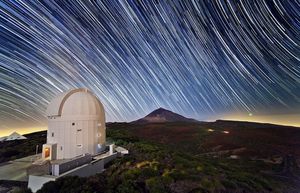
36, 121, 300, 193
128, 120, 300, 160
2, 118, 300, 193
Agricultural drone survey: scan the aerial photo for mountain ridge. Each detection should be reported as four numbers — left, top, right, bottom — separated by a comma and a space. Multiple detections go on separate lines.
132, 107, 198, 124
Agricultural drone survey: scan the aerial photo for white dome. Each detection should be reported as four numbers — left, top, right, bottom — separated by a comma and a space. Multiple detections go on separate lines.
46, 88, 104, 118
45, 88, 106, 159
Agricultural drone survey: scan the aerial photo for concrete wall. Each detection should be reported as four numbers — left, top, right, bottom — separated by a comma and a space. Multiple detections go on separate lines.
28, 158, 106, 192
28, 151, 119, 192
103, 153, 118, 165
63, 159, 104, 177
52, 154, 92, 176
28, 175, 56, 193
27, 161, 51, 176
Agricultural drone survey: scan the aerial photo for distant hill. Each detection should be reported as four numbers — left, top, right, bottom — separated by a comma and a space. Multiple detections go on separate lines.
205, 119, 300, 129
132, 107, 198, 124
114, 118, 300, 162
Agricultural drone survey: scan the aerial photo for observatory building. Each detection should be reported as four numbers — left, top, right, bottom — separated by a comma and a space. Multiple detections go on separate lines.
28, 88, 128, 192
43, 88, 106, 160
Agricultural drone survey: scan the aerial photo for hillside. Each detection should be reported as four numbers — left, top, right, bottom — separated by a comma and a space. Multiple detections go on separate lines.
2, 118, 300, 192
37, 122, 300, 193
126, 120, 300, 160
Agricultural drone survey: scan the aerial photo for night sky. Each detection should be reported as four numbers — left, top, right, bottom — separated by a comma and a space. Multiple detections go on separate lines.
0, 0, 299, 135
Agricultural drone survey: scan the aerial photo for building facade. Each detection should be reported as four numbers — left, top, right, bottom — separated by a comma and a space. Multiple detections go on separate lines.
42, 88, 106, 160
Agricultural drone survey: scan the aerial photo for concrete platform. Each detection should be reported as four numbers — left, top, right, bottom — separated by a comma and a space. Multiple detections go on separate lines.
0, 154, 40, 181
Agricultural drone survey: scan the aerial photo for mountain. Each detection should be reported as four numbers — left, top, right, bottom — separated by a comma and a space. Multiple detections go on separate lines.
132, 107, 198, 123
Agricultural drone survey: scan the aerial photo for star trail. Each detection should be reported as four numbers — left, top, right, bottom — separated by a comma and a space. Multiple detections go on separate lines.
0, 0, 299, 133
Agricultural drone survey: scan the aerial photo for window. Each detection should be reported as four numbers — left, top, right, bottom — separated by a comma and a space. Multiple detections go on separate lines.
72, 122, 75, 126
60, 146, 63, 151
77, 144, 82, 148
51, 132, 54, 137
77, 129, 82, 132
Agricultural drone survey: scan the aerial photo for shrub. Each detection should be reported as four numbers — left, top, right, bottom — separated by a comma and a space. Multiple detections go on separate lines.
146, 177, 167, 193
116, 180, 139, 193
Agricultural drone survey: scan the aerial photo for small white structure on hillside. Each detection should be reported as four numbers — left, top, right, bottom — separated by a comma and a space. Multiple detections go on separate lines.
43, 88, 106, 160
0, 132, 27, 141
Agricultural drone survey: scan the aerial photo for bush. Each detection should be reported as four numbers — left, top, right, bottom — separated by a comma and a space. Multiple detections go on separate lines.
12, 187, 32, 193
200, 177, 223, 192
146, 177, 167, 193
139, 167, 159, 179
38, 175, 107, 193
116, 180, 139, 193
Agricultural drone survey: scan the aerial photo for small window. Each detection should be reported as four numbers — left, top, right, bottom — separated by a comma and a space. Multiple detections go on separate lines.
51, 132, 54, 137
72, 122, 75, 126
77, 144, 82, 148
60, 146, 63, 151
77, 129, 82, 132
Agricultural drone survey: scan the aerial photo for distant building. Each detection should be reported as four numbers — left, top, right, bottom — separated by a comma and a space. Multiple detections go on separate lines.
28, 88, 128, 192
0, 132, 27, 141
229, 155, 239, 159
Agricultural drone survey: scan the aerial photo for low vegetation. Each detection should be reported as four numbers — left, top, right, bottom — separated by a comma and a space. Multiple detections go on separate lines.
34, 123, 299, 193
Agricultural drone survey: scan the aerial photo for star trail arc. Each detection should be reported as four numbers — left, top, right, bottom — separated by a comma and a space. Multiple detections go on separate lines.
0, 0, 299, 130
